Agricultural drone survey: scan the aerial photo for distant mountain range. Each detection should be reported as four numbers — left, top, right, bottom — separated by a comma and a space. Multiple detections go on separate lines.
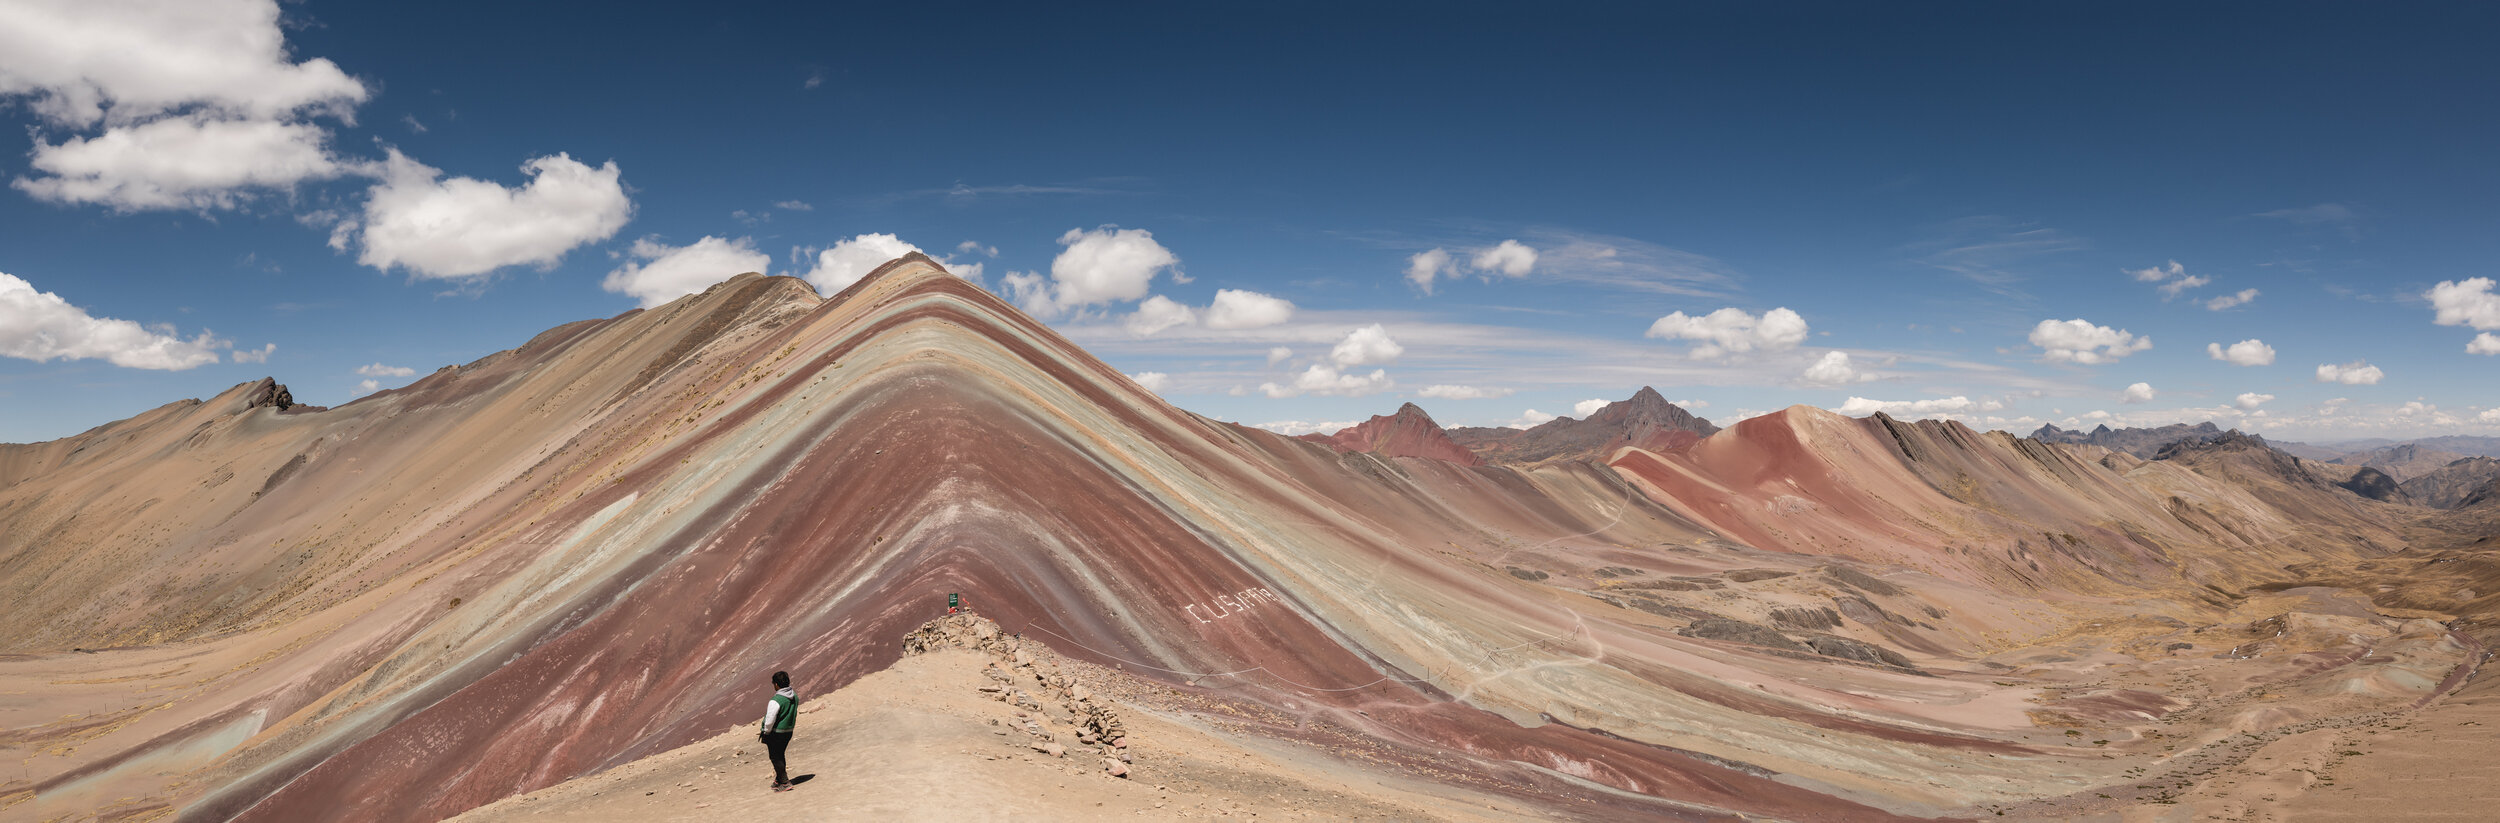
2031, 421, 2231, 458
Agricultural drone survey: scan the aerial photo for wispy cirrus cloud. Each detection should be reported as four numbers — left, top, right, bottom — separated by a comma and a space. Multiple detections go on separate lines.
1908, 217, 2086, 301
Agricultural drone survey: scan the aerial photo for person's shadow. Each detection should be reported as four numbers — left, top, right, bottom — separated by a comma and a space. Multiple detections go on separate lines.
790, 774, 816, 786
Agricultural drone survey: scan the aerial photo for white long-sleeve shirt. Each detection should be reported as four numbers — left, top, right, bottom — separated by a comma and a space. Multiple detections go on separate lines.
761, 687, 795, 731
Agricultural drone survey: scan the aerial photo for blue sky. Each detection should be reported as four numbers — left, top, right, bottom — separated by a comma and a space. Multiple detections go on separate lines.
3, 1, 2497, 444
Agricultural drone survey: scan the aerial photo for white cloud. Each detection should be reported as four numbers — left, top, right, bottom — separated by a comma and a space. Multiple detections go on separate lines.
2428, 278, 2500, 331
1405, 248, 1456, 294
2204, 288, 2259, 311
1799, 350, 1875, 386
2157, 274, 2210, 298
1646, 307, 1809, 359
798, 233, 921, 294
1129, 371, 1170, 393
2470, 333, 2500, 356
2028, 318, 2151, 364
601, 235, 773, 308
1204, 289, 1295, 330
956, 240, 996, 257
2128, 260, 2184, 283
1244, 419, 1360, 436
1123, 295, 1198, 336
354, 378, 381, 395
1265, 346, 1293, 365
1417, 384, 1513, 400
0, 0, 367, 128
2235, 392, 2275, 411
1259, 364, 1391, 398
1833, 395, 2002, 418
14, 115, 353, 210
231, 342, 275, 363
2206, 338, 2276, 367
2316, 360, 2385, 385
347, 150, 632, 280
2120, 382, 2157, 404
775, 200, 813, 211
1329, 324, 1404, 367
1674, 399, 1710, 409
1014, 226, 1181, 317
1470, 240, 1538, 278
356, 362, 416, 377
0, 270, 224, 369
1510, 409, 1557, 429
1573, 398, 1609, 417
2483, 409, 2500, 424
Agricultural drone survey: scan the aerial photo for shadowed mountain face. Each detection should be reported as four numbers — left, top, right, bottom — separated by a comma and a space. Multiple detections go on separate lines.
1450, 387, 1717, 466
2336, 443, 2473, 482
2, 256, 2492, 823
2406, 457, 2500, 510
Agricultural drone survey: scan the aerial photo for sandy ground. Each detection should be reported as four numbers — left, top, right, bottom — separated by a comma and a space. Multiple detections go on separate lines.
452, 647, 1533, 823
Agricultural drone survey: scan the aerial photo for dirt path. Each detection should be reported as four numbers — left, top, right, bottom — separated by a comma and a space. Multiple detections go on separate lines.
452, 645, 1537, 822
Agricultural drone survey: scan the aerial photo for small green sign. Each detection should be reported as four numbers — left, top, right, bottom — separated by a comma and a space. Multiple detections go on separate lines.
948, 593, 960, 609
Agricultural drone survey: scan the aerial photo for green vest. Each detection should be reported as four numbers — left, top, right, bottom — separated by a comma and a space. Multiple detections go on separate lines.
768, 693, 796, 733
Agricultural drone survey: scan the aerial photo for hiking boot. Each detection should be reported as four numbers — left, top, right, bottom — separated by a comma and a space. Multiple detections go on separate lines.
772, 781, 792, 792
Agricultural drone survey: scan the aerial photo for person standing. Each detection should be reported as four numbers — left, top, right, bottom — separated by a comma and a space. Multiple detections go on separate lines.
760, 670, 796, 792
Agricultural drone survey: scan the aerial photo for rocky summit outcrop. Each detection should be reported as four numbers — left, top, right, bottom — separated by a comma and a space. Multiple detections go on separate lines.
2032, 421, 2224, 458
1450, 386, 1716, 465
1299, 402, 1481, 465
903, 613, 1134, 777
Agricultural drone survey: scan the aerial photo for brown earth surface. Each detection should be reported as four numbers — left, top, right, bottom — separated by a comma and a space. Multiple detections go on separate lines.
3, 254, 2497, 822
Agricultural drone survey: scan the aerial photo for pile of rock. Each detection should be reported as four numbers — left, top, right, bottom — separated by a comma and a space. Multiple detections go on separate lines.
902, 613, 1135, 778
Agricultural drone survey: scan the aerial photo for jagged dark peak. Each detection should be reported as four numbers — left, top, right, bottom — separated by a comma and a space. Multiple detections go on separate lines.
1585, 386, 1719, 435
1393, 402, 1434, 421
2034, 420, 2238, 459
2151, 429, 2267, 460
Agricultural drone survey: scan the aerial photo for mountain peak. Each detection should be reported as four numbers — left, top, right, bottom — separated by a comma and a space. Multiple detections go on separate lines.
1309, 402, 1479, 465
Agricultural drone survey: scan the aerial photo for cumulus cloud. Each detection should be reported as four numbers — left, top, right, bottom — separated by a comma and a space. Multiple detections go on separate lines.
1123, 295, 1197, 336
354, 378, 381, 396
2235, 392, 2275, 410
1405, 248, 1456, 293
1329, 324, 1403, 367
2483, 408, 2500, 424
2157, 274, 2211, 299
1007, 227, 1181, 317
1470, 240, 1538, 277
231, 342, 275, 363
2128, 261, 2183, 283
0, 0, 372, 212
1417, 384, 1513, 400
0, 0, 367, 128
2316, 360, 2385, 385
2204, 288, 2259, 311
2471, 333, 2500, 356
1259, 364, 1391, 398
1129, 371, 1170, 393
2028, 318, 2151, 364
0, 270, 225, 369
14, 115, 354, 210
1204, 289, 1294, 329
1799, 350, 1876, 387
1265, 346, 1293, 365
1646, 307, 1809, 359
1833, 395, 2002, 418
600, 235, 772, 308
2120, 382, 2157, 404
344, 150, 632, 280
1510, 409, 1557, 429
356, 362, 416, 377
2206, 338, 2276, 367
1573, 398, 1609, 417
1244, 419, 1361, 436
797, 233, 971, 294
2428, 278, 2500, 331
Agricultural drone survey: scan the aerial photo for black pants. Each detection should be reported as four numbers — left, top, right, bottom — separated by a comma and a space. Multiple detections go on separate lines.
761, 731, 791, 785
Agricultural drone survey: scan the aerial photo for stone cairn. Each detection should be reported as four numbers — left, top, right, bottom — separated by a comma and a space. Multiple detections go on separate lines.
902, 612, 1134, 777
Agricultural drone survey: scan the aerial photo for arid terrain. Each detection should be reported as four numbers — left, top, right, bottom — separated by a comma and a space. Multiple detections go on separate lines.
4, 254, 2495, 822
